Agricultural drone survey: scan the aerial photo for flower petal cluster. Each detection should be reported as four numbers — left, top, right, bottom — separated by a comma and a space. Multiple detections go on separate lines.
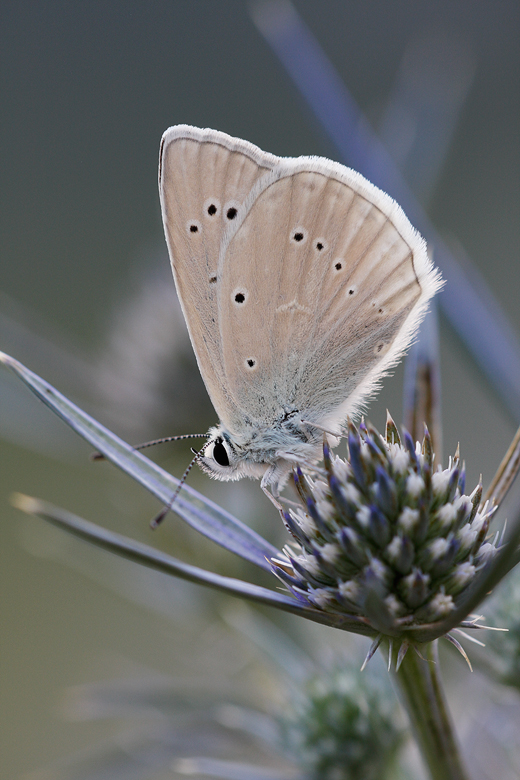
273, 417, 497, 640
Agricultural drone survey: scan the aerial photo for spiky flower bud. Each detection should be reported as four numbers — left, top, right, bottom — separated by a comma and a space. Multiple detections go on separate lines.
273, 415, 497, 641
279, 664, 403, 780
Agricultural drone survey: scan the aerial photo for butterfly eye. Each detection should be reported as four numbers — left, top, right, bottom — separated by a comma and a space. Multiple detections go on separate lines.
212, 438, 230, 467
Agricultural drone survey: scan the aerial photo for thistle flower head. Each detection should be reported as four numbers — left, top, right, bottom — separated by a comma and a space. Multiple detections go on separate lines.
273, 415, 497, 644
279, 663, 403, 780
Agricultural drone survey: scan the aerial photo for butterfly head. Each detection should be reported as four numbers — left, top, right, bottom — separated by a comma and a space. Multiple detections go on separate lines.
198, 426, 269, 483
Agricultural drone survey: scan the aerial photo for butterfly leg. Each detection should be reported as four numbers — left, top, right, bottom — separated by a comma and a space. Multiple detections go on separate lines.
261, 484, 284, 512
260, 467, 285, 512
261, 478, 302, 512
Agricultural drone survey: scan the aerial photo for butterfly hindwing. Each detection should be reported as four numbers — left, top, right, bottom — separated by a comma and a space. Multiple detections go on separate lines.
217, 160, 437, 430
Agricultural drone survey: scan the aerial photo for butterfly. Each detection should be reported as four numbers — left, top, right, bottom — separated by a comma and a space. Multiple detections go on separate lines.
158, 125, 442, 503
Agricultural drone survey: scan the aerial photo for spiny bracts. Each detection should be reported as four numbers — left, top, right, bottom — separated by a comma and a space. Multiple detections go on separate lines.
273, 415, 497, 640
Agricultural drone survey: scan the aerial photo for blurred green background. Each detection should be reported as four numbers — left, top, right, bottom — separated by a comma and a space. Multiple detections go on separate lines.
1, 1, 519, 777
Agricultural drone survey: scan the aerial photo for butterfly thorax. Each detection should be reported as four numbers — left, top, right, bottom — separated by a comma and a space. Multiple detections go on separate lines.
198, 413, 326, 494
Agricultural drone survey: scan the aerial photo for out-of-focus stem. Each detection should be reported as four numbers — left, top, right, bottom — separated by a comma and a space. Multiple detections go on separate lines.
484, 424, 520, 507
388, 640, 470, 780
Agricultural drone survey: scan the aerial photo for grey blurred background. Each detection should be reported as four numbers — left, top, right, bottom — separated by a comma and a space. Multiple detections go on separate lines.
1, 1, 519, 776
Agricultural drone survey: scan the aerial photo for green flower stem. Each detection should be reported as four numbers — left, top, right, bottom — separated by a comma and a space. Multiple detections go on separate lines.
388, 640, 470, 780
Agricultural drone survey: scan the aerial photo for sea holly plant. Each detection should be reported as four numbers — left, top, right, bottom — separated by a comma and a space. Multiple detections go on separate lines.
4, 8, 518, 780
273, 418, 498, 657
3, 338, 520, 780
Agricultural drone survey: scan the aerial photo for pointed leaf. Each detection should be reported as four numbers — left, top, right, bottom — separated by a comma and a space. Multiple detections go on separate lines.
0, 352, 278, 570
12, 494, 373, 636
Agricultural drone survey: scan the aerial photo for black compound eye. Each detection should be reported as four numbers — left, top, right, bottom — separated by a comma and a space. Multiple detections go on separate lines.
212, 438, 230, 467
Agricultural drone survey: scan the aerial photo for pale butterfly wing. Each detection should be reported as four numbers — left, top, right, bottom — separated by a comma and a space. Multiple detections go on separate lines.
159, 125, 442, 485
218, 159, 440, 434
159, 126, 277, 425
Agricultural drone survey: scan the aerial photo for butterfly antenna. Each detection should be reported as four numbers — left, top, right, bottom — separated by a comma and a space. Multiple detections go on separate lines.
150, 439, 212, 529
91, 433, 208, 461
